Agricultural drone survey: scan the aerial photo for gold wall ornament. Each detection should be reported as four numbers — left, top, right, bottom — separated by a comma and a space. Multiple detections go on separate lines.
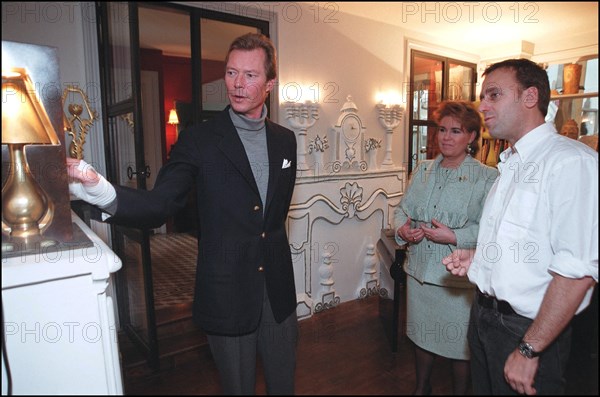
61, 86, 97, 160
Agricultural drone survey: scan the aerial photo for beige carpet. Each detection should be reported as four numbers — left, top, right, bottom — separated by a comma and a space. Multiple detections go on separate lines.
150, 233, 197, 311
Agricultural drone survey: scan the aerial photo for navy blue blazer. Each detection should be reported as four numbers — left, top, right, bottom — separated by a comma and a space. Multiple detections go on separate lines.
108, 107, 298, 336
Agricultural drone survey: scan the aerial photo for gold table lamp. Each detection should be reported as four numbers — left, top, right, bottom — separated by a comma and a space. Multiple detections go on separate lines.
2, 67, 61, 247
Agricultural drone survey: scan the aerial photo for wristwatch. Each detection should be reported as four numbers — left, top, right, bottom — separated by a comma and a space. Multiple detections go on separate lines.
518, 340, 540, 359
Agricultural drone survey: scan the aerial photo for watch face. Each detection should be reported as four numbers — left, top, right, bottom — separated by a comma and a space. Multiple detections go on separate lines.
519, 341, 537, 358
342, 115, 361, 140
519, 344, 531, 358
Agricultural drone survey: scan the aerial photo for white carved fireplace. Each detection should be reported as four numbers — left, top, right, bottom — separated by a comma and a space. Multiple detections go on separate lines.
285, 96, 406, 319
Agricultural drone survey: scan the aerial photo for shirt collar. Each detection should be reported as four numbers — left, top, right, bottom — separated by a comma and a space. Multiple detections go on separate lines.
499, 146, 516, 163
511, 122, 557, 163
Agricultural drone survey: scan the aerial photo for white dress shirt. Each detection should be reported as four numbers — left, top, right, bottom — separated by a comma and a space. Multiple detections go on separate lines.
468, 122, 598, 319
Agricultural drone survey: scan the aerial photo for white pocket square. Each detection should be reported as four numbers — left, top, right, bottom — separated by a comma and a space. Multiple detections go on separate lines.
282, 159, 292, 169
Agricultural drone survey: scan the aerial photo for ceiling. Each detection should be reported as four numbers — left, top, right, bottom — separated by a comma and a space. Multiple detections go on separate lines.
140, 2, 598, 60
334, 2, 598, 58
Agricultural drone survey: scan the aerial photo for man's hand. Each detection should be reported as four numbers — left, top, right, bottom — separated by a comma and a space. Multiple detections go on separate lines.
66, 158, 116, 209
67, 157, 100, 187
441, 248, 475, 277
504, 349, 538, 395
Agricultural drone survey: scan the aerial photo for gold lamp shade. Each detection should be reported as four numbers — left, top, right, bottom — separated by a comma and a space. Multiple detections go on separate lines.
3, 68, 60, 145
2, 67, 60, 246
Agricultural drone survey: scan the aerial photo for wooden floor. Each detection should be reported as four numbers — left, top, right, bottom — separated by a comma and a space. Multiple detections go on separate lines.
120, 294, 598, 395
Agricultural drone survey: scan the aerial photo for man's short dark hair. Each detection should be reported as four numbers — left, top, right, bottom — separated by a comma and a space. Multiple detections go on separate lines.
483, 58, 550, 117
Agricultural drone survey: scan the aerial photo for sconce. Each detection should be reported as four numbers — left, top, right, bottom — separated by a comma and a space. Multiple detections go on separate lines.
168, 108, 179, 125
62, 86, 97, 160
285, 101, 319, 173
168, 106, 179, 142
2, 67, 60, 247
376, 102, 403, 168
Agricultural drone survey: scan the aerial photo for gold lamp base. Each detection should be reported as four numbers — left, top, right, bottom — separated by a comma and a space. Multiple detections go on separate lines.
2, 143, 56, 250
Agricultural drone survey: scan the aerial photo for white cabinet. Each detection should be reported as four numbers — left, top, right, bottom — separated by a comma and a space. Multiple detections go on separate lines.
2, 212, 123, 395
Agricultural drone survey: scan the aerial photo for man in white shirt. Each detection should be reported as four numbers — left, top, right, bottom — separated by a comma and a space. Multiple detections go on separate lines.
443, 58, 598, 395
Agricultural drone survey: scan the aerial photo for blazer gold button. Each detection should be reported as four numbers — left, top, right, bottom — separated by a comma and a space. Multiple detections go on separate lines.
261, 232, 266, 238
254, 205, 260, 211
258, 266, 264, 272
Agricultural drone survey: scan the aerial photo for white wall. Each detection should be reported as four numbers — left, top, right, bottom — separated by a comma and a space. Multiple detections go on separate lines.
275, 3, 408, 168
2, 2, 87, 92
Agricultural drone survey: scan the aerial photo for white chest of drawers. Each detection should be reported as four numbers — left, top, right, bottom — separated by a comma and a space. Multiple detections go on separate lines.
2, 212, 123, 395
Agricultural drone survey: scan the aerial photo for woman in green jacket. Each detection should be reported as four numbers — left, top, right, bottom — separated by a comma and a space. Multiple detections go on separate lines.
394, 101, 498, 395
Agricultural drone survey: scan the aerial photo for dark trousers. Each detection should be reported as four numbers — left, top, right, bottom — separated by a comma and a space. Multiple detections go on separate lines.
468, 295, 572, 395
207, 288, 298, 395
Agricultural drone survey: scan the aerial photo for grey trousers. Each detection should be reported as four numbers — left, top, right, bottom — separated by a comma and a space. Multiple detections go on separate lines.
207, 289, 298, 395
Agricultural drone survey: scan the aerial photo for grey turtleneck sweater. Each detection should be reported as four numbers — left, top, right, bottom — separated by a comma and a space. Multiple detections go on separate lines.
229, 105, 269, 211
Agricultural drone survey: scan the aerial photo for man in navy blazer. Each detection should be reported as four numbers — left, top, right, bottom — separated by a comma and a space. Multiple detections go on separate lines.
68, 33, 298, 395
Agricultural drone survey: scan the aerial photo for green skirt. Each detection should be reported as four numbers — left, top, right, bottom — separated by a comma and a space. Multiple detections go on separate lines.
405, 275, 474, 360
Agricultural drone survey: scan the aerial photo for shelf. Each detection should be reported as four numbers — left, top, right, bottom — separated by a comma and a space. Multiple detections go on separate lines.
551, 91, 598, 100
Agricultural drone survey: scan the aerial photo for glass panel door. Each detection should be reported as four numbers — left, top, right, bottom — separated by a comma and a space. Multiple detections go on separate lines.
448, 62, 475, 101
108, 3, 133, 104
98, 1, 159, 369
408, 51, 476, 172
109, 115, 153, 347
409, 52, 443, 171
